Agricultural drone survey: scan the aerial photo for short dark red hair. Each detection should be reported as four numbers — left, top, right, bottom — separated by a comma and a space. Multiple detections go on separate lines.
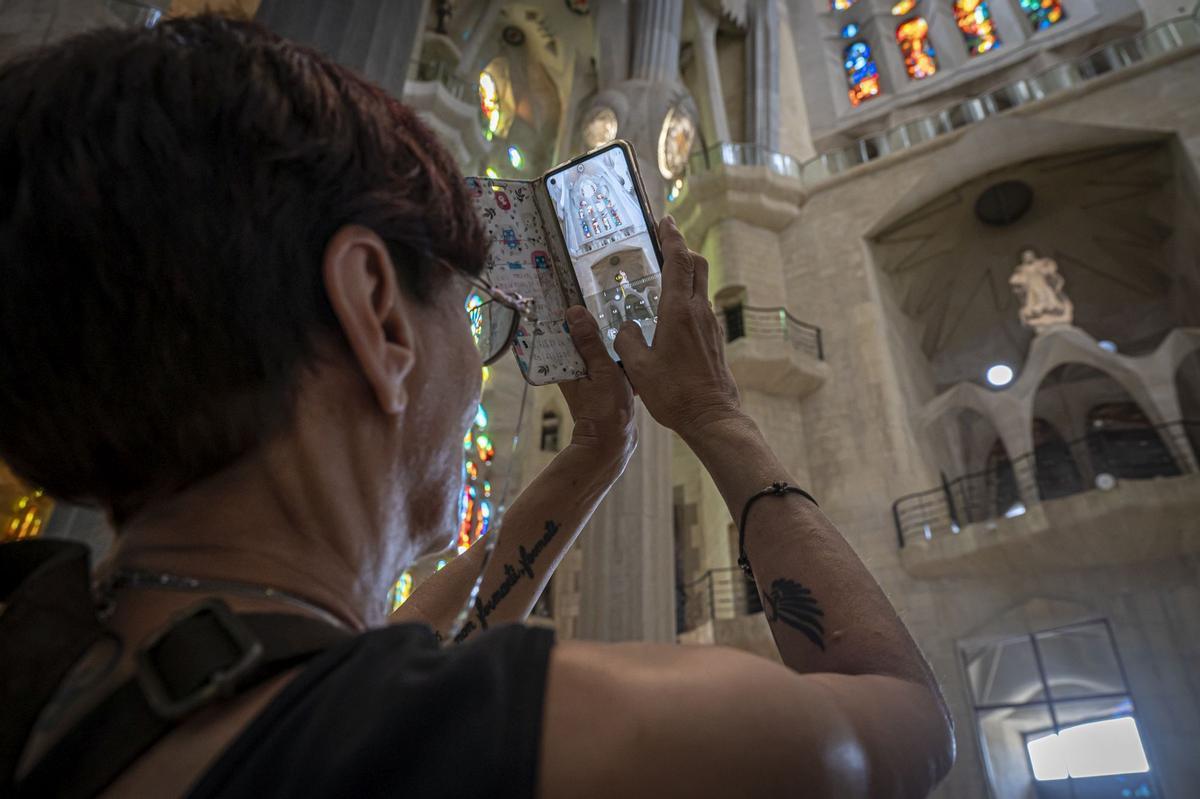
0, 14, 486, 519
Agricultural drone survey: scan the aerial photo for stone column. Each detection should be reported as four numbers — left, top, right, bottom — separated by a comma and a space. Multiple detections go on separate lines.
873, 19, 912, 99
255, 0, 427, 99
988, 0, 1030, 48
593, 0, 631, 90
744, 0, 780, 151
577, 406, 675, 642
928, 5, 968, 71
693, 1, 731, 143
575, 0, 684, 644
630, 0, 684, 82
453, 0, 502, 79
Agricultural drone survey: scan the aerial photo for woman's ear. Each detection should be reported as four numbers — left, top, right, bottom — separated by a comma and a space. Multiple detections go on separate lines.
322, 225, 416, 415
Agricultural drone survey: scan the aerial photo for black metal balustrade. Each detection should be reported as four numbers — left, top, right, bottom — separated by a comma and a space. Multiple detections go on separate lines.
892, 421, 1197, 548
676, 567, 763, 635
717, 304, 824, 361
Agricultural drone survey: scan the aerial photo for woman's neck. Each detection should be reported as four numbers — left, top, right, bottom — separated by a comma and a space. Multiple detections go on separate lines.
109, 428, 413, 631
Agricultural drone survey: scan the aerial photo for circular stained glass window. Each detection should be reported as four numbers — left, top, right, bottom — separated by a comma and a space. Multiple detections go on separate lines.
582, 107, 619, 149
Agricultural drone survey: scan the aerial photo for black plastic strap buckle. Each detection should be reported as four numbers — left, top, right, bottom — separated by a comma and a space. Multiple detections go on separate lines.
135, 599, 264, 720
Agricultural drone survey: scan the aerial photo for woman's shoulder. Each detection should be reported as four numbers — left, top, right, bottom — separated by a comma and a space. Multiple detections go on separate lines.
188, 622, 555, 798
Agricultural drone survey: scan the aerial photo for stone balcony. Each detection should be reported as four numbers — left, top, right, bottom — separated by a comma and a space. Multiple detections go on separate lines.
898, 470, 1200, 578
718, 305, 829, 399
895, 418, 1200, 577
675, 567, 780, 661
401, 60, 492, 169
672, 142, 805, 236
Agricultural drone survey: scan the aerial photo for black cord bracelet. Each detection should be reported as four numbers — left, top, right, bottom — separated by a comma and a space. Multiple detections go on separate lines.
737, 481, 818, 582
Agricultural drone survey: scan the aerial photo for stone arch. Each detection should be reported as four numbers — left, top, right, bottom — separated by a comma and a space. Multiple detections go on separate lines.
1030, 416, 1083, 500
1172, 347, 1200, 461
1032, 362, 1179, 495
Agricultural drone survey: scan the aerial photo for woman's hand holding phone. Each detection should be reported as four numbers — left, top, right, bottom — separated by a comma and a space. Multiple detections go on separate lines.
562, 305, 638, 474
612, 217, 743, 439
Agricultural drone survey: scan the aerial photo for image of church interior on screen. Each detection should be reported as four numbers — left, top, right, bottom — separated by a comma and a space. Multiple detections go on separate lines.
548, 148, 662, 356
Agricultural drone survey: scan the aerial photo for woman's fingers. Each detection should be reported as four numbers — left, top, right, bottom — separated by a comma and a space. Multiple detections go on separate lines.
613, 320, 651, 374
657, 215, 694, 306
566, 306, 615, 374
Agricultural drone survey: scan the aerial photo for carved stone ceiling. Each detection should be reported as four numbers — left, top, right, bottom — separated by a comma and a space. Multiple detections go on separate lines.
871, 142, 1185, 390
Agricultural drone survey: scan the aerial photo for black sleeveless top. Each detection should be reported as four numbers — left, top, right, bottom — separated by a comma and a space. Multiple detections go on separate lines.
187, 622, 555, 798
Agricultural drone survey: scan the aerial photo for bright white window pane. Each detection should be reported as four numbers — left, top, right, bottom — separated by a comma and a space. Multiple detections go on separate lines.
1027, 717, 1150, 781
1027, 731, 1069, 780
1061, 717, 1150, 778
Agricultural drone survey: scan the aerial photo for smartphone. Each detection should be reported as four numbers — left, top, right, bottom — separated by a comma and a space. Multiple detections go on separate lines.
544, 141, 664, 360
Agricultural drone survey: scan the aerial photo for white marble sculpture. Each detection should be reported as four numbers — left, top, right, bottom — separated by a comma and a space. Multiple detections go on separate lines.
1009, 250, 1073, 333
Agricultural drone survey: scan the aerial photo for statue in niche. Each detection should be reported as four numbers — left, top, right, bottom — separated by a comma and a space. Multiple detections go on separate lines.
1009, 249, 1073, 333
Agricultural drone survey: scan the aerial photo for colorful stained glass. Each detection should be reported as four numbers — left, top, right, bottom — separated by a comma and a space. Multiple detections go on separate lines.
832, 0, 857, 9
954, 0, 1001, 54
840, 23, 860, 37
507, 145, 524, 170
891, 0, 916, 13
478, 71, 501, 134
896, 17, 938, 80
1020, 0, 1065, 29
843, 41, 881, 106
388, 571, 413, 611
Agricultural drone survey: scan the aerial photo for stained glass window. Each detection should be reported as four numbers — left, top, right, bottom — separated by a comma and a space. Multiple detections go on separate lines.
954, 0, 1001, 54
891, 0, 916, 14
1020, 0, 1065, 30
840, 23, 860, 37
478, 71, 501, 135
832, 0, 857, 10
896, 17, 938, 79
843, 41, 881, 106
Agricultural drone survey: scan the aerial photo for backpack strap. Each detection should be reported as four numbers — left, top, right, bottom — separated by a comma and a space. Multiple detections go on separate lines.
0, 540, 103, 791
16, 602, 350, 798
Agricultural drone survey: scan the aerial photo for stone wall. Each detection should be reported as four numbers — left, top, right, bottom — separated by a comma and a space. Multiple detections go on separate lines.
765, 49, 1200, 797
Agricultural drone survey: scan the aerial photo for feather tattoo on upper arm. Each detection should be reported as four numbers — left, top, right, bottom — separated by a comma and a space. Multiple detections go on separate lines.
764, 579, 826, 651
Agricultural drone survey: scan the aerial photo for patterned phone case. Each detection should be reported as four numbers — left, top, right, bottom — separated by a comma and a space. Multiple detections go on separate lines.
465, 176, 587, 385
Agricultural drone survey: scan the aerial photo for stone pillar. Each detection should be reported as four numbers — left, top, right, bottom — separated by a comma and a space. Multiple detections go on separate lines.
575, 0, 685, 644
744, 0, 780, 151
453, 0, 502, 79
928, 6, 968, 71
692, 3, 731, 144
593, 0, 631, 90
873, 21, 911, 99
577, 407, 675, 642
255, 0, 426, 99
630, 0, 684, 82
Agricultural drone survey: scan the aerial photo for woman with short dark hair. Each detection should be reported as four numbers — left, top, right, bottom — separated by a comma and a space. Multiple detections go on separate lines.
0, 15, 952, 798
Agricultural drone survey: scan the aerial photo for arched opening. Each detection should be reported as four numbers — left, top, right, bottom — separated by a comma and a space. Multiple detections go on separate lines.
714, 285, 748, 343
985, 439, 1021, 519
1174, 348, 1200, 459
540, 409, 561, 452
1084, 402, 1179, 481
942, 408, 1021, 524
1032, 418, 1083, 501
1032, 363, 1179, 498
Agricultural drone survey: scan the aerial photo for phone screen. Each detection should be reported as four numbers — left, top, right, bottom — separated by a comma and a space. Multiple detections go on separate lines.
545, 143, 662, 359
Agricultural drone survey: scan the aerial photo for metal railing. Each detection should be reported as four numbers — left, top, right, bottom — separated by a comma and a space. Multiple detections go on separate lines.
717, 304, 824, 361
688, 142, 802, 180
682, 12, 1200, 190
677, 567, 762, 634
892, 421, 1197, 548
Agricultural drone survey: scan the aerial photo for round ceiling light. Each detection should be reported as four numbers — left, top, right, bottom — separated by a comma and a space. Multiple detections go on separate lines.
986, 364, 1014, 387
